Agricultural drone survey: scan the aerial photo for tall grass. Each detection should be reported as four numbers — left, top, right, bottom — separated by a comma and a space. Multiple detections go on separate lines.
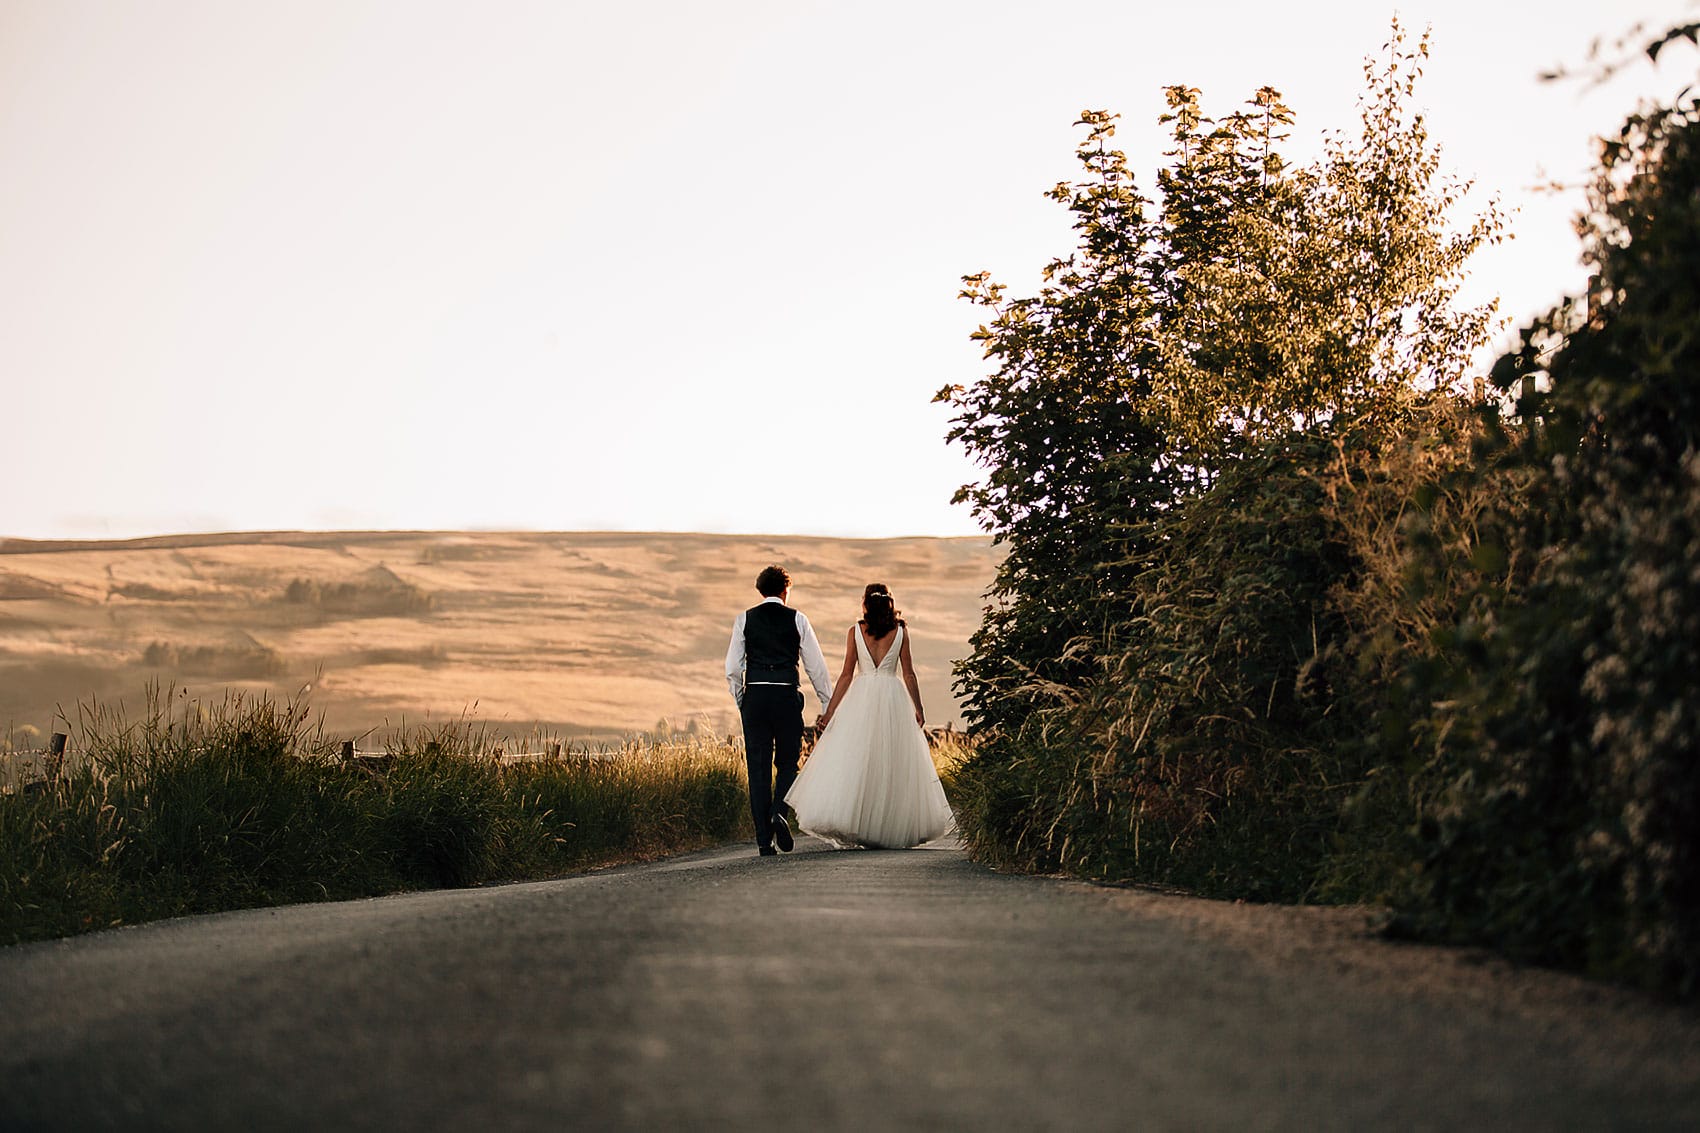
929, 729, 976, 803
0, 687, 750, 945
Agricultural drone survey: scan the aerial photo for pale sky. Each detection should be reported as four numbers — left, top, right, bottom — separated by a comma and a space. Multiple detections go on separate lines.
3, 1, 1695, 541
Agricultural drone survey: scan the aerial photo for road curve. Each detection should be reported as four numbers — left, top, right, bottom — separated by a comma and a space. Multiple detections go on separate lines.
2, 836, 1696, 1130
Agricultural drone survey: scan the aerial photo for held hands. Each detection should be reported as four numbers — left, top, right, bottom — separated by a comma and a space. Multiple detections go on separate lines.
816, 712, 831, 731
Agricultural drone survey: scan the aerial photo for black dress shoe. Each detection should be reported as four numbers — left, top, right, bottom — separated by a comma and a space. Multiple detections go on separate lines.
758, 845, 778, 857
771, 812, 794, 852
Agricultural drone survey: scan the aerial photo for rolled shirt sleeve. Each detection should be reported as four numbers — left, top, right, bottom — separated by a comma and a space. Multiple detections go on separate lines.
796, 611, 834, 708
725, 610, 748, 706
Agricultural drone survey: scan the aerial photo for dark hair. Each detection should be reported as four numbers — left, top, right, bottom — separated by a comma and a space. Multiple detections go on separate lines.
860, 582, 902, 638
755, 564, 790, 598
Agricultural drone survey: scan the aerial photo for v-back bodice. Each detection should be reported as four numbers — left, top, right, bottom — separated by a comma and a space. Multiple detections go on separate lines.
856, 624, 903, 677
788, 620, 951, 850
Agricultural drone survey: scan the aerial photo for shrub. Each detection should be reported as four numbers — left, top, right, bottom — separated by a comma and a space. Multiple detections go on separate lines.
943, 26, 1498, 904
0, 688, 750, 945
1391, 89, 1700, 994
953, 432, 1370, 898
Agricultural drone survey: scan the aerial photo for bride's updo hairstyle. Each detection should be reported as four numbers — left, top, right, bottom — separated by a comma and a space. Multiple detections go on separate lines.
861, 582, 902, 638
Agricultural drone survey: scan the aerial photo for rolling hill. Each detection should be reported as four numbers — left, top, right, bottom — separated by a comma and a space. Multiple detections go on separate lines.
0, 531, 998, 744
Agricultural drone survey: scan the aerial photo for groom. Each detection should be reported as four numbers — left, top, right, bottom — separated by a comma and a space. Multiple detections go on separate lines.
725, 564, 834, 856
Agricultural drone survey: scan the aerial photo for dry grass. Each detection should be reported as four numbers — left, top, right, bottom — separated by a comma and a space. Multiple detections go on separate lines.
0, 531, 998, 741
0, 686, 751, 944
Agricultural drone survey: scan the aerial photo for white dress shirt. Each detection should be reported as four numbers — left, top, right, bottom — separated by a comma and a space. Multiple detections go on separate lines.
725, 596, 834, 709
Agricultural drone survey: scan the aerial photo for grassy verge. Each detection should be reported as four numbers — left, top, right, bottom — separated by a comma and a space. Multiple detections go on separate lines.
929, 730, 975, 806
0, 689, 750, 945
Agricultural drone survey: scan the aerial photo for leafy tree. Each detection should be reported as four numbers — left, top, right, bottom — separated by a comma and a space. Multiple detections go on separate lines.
937, 108, 1173, 738
1150, 33, 1499, 467
939, 24, 1501, 888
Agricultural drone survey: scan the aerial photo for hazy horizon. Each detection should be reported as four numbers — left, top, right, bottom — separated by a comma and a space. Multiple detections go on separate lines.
0, 524, 998, 545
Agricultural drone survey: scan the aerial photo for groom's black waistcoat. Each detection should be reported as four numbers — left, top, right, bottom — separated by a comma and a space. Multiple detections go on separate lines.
744, 603, 801, 687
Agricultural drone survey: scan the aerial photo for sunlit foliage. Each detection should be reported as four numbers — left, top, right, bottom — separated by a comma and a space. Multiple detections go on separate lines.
943, 15, 1700, 997
939, 23, 1501, 896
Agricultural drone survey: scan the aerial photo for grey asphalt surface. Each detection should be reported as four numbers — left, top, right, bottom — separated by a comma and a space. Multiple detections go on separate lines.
1, 835, 1696, 1131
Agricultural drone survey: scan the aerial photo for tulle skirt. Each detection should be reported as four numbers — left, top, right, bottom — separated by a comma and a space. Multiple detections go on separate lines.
785, 672, 954, 849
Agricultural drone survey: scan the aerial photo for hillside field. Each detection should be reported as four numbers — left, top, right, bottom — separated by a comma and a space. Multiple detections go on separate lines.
0, 531, 998, 745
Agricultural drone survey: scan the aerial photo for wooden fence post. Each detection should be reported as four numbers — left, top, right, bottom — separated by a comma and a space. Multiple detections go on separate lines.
340, 740, 355, 763
47, 732, 67, 781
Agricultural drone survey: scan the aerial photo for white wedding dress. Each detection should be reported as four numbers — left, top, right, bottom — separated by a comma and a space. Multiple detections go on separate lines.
785, 625, 954, 849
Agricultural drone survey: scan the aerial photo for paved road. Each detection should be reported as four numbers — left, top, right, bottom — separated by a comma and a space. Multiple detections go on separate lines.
2, 837, 1696, 1130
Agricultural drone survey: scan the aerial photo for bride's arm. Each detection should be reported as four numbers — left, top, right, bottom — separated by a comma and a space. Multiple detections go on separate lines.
899, 627, 924, 728
817, 627, 857, 728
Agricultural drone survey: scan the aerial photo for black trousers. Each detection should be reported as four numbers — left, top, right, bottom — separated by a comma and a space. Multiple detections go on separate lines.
741, 684, 804, 848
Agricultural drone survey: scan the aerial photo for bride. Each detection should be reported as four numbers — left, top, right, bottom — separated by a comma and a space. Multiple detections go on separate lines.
784, 583, 954, 849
